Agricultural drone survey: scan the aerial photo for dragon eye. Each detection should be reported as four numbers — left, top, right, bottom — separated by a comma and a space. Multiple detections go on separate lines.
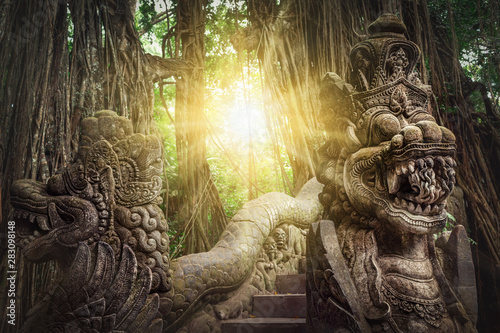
371, 113, 401, 145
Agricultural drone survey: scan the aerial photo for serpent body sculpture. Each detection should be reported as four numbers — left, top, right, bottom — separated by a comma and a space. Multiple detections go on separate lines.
10, 110, 323, 332
163, 179, 322, 331
307, 14, 477, 333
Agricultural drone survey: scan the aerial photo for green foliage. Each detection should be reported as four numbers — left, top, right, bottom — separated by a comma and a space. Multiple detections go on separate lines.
138, 1, 293, 255
140, 0, 493, 254
67, 12, 74, 54
168, 229, 185, 259
135, 0, 157, 36
446, 211, 456, 224
200, 1, 293, 213
153, 85, 177, 184
428, 0, 499, 110
434, 212, 477, 245
469, 90, 486, 114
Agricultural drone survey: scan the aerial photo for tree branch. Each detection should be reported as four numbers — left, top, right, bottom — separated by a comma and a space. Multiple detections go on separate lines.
138, 10, 173, 37
462, 80, 500, 121
230, 26, 261, 53
145, 54, 192, 81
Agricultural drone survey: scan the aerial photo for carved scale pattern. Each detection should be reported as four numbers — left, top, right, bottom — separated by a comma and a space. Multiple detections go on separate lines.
381, 280, 447, 327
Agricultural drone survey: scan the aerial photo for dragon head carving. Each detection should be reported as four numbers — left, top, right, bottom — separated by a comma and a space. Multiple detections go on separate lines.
318, 14, 456, 235
307, 15, 479, 332
11, 110, 171, 291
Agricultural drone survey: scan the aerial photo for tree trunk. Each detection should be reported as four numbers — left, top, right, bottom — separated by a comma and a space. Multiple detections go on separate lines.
0, 0, 159, 330
176, 0, 227, 254
0, 2, 71, 329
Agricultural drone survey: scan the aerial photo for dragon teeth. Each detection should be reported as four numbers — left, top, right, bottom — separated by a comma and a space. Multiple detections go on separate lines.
401, 163, 408, 175
388, 169, 401, 194
396, 164, 402, 175
389, 154, 456, 215
408, 161, 415, 173
417, 158, 425, 169
37, 215, 50, 231
415, 204, 422, 214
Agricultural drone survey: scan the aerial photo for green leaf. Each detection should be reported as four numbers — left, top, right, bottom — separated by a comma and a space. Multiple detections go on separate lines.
446, 212, 457, 222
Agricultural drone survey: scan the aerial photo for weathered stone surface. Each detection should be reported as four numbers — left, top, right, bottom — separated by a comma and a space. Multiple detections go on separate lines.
308, 13, 477, 333
11, 111, 170, 292
221, 318, 306, 333
19, 242, 163, 332
436, 225, 478, 325
253, 294, 306, 318
447, 185, 470, 229
167, 179, 322, 332
275, 274, 306, 294
11, 111, 324, 332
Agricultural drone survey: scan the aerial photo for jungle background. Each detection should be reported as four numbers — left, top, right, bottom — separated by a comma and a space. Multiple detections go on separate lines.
0, 0, 498, 331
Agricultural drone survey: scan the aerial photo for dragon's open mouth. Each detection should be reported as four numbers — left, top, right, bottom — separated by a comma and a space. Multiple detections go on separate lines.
384, 149, 456, 226
14, 209, 50, 247
10, 179, 90, 262
10, 180, 52, 248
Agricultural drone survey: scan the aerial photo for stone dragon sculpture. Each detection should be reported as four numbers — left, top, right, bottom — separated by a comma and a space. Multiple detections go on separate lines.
10, 110, 323, 332
307, 14, 477, 332
10, 13, 478, 333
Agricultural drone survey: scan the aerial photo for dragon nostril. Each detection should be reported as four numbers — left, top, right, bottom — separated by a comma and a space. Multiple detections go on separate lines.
415, 120, 442, 143
391, 134, 404, 149
401, 125, 423, 144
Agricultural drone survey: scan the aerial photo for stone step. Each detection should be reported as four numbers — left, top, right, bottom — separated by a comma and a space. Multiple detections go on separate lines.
252, 294, 306, 318
275, 274, 306, 294
220, 317, 307, 333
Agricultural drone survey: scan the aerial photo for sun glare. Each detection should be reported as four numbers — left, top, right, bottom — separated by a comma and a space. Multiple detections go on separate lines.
227, 100, 266, 143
